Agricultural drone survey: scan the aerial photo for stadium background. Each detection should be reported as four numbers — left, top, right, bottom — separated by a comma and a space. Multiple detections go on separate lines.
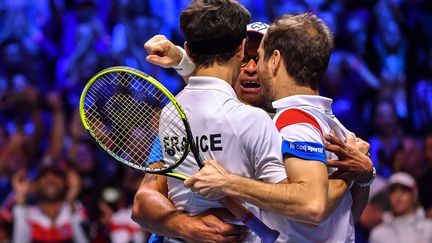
0, 0, 431, 242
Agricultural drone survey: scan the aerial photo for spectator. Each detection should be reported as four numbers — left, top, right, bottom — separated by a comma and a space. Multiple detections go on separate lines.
102, 169, 147, 243
370, 172, 432, 243
392, 135, 423, 178
372, 14, 408, 118
418, 131, 432, 218
321, 9, 380, 137
11, 165, 89, 243
369, 99, 403, 177
357, 177, 389, 242
0, 84, 43, 205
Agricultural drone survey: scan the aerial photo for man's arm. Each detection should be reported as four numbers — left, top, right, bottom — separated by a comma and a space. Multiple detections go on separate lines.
144, 35, 195, 82
325, 134, 373, 223
186, 158, 331, 225
11, 170, 31, 243
326, 179, 349, 219
131, 173, 247, 242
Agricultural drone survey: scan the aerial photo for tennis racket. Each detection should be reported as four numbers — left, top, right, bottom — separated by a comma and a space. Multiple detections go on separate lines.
79, 66, 280, 243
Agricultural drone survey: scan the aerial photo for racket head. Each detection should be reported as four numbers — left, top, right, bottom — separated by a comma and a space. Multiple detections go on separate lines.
79, 66, 192, 175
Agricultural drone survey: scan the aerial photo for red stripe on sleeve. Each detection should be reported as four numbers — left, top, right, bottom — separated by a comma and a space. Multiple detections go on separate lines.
275, 108, 323, 135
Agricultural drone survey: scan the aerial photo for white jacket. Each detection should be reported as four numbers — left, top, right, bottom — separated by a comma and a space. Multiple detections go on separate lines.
370, 208, 432, 243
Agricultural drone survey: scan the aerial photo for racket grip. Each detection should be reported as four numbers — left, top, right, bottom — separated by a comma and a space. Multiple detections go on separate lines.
220, 197, 280, 243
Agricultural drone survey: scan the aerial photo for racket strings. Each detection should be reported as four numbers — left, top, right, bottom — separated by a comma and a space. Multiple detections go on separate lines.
83, 70, 187, 171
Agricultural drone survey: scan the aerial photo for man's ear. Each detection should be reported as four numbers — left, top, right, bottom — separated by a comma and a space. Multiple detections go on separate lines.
271, 50, 282, 75
236, 38, 247, 61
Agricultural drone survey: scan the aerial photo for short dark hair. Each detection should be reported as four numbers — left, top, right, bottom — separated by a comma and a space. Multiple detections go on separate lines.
263, 13, 334, 90
180, 0, 251, 68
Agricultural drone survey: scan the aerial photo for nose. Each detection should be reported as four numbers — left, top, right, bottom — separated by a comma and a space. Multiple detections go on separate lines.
243, 59, 257, 75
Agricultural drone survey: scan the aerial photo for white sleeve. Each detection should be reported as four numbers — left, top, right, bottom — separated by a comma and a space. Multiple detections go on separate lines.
279, 123, 327, 164
12, 205, 31, 243
240, 109, 286, 183
369, 227, 387, 243
111, 230, 129, 243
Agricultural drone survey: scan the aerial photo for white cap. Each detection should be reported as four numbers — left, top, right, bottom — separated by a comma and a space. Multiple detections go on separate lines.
389, 172, 417, 194
247, 22, 269, 38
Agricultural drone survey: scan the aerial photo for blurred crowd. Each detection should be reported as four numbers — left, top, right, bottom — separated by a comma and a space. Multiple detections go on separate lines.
0, 0, 431, 242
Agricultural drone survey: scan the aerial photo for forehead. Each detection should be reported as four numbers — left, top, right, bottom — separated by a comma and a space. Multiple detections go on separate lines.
246, 37, 261, 54
389, 184, 413, 193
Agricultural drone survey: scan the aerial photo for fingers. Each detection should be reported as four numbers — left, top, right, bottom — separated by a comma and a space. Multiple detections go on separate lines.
324, 134, 346, 149
203, 159, 217, 166
144, 35, 168, 53
146, 55, 175, 67
325, 143, 350, 159
202, 215, 248, 241
345, 134, 356, 146
184, 174, 198, 188
144, 34, 182, 68
326, 159, 351, 170
353, 137, 370, 155
329, 170, 351, 181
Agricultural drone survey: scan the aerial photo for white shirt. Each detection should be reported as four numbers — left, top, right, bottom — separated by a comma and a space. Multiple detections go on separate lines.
370, 208, 432, 243
163, 76, 286, 242
12, 202, 89, 243
110, 207, 146, 243
260, 95, 355, 243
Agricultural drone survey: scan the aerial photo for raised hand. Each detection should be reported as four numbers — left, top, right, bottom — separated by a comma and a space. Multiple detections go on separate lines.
66, 169, 81, 203
144, 35, 183, 68
46, 91, 63, 111
12, 169, 31, 204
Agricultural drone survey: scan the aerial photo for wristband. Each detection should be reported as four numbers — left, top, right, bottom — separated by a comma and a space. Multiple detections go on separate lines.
172, 46, 195, 77
355, 167, 376, 188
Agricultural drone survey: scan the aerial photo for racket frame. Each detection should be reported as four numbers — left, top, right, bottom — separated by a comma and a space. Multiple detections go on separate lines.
79, 66, 194, 180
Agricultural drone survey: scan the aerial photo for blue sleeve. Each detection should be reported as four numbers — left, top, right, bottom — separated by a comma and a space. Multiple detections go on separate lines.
147, 136, 163, 163
281, 140, 326, 163
148, 234, 164, 243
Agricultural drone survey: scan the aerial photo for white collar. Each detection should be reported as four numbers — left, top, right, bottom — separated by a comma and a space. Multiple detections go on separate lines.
272, 95, 333, 113
186, 76, 237, 98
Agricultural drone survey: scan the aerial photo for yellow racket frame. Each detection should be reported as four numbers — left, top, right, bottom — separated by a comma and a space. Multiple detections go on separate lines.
79, 66, 190, 180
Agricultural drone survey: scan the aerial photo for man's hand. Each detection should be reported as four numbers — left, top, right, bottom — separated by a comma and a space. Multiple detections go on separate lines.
66, 169, 81, 203
144, 35, 183, 68
325, 134, 373, 183
12, 169, 30, 204
46, 91, 63, 112
184, 160, 231, 200
180, 208, 248, 243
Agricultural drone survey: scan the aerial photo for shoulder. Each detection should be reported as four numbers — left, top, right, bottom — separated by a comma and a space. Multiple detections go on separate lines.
424, 217, 432, 226
369, 223, 391, 240
229, 103, 274, 128
274, 107, 323, 136
275, 108, 327, 163
275, 108, 324, 145
13, 204, 35, 213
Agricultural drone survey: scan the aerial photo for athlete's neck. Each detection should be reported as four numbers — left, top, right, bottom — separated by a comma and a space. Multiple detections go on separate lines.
274, 78, 319, 101
195, 64, 236, 86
